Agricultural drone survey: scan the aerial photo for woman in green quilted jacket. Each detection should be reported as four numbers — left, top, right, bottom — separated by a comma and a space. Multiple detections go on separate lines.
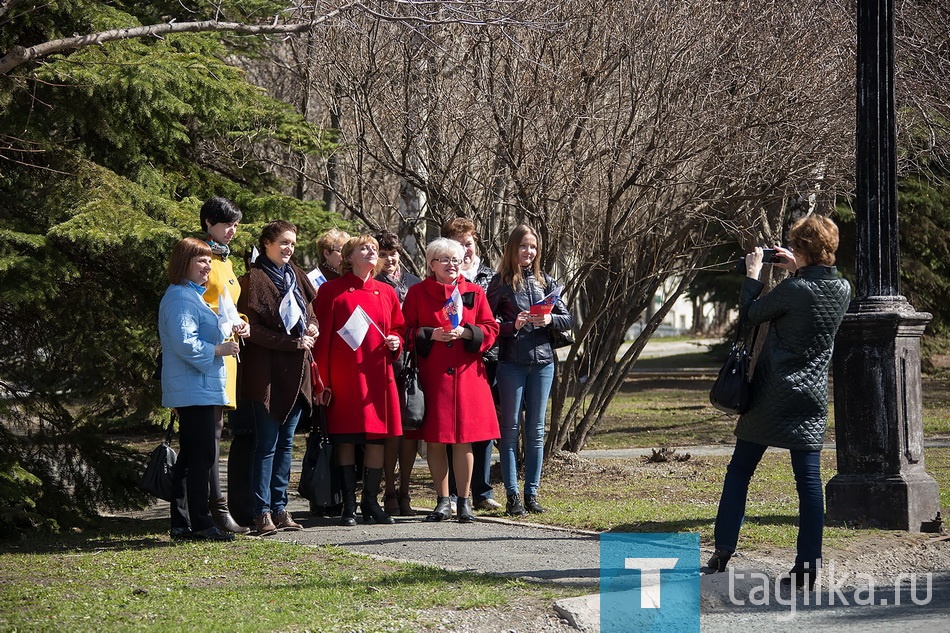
706, 215, 851, 589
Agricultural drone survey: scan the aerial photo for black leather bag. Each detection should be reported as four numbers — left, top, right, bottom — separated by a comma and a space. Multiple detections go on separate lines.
549, 328, 575, 350
398, 352, 425, 431
709, 320, 757, 415
298, 406, 343, 508
140, 417, 177, 501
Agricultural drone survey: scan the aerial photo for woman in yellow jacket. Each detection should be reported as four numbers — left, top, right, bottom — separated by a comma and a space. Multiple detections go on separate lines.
200, 197, 251, 534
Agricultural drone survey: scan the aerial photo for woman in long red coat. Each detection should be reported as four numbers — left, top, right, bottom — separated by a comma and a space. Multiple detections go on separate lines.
314, 234, 405, 526
402, 238, 500, 523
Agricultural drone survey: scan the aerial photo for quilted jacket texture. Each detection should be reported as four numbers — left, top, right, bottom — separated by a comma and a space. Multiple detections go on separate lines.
734, 265, 851, 450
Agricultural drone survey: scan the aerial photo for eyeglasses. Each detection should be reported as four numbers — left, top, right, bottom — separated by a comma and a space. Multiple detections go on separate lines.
431, 257, 462, 266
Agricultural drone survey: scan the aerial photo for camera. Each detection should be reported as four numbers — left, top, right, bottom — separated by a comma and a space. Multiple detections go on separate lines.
735, 248, 782, 273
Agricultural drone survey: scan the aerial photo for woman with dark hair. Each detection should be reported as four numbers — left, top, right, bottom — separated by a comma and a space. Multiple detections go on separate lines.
706, 215, 851, 590
314, 234, 405, 526
441, 217, 501, 511
238, 220, 318, 536
403, 238, 499, 523
374, 230, 422, 516
487, 224, 572, 517
159, 237, 240, 541
198, 196, 251, 534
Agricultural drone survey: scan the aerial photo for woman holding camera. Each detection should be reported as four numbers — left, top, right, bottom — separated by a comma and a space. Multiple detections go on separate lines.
707, 215, 851, 589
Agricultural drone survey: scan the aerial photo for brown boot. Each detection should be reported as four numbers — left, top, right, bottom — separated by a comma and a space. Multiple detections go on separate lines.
273, 509, 303, 531
210, 497, 251, 534
254, 512, 278, 536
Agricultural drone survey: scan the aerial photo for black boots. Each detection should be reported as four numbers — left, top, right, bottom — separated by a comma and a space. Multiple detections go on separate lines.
360, 467, 395, 524
425, 496, 453, 522
703, 550, 732, 574
780, 562, 819, 590
456, 497, 476, 523
339, 465, 358, 527
506, 493, 527, 517
523, 494, 545, 514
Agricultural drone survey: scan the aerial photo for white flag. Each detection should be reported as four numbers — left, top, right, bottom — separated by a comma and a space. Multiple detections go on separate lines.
249, 246, 259, 264
278, 285, 303, 335
336, 305, 380, 351
307, 267, 327, 288
217, 291, 241, 337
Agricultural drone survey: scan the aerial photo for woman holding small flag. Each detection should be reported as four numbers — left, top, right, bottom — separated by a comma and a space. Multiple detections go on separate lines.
199, 197, 251, 534
487, 224, 572, 516
402, 238, 500, 523
238, 220, 318, 536
314, 234, 405, 526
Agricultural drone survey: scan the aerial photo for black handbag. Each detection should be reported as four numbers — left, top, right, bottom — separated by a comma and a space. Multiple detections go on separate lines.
549, 328, 575, 350
298, 406, 342, 508
709, 319, 757, 415
398, 351, 425, 431
140, 416, 177, 501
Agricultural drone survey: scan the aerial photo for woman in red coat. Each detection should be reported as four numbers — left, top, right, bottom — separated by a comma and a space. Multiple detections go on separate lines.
314, 234, 405, 526
402, 238, 500, 523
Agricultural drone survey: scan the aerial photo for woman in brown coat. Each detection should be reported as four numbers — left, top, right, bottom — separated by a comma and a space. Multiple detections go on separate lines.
238, 220, 317, 536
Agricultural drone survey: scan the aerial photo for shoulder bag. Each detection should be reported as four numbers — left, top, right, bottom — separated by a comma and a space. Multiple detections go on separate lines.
709, 317, 758, 415
398, 350, 425, 431
140, 415, 177, 501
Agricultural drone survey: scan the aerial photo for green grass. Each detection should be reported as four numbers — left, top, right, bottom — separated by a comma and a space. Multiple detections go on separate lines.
0, 520, 576, 632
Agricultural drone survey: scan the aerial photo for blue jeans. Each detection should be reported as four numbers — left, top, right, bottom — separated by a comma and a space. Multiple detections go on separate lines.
497, 361, 555, 497
713, 438, 824, 567
251, 399, 303, 517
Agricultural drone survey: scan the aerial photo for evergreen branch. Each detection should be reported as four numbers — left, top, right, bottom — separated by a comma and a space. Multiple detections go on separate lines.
0, 3, 360, 75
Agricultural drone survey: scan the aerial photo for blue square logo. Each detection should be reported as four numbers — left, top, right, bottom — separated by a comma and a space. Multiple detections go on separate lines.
600, 533, 700, 633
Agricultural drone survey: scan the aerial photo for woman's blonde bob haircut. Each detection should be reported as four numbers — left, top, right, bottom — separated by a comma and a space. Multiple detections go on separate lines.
340, 234, 381, 275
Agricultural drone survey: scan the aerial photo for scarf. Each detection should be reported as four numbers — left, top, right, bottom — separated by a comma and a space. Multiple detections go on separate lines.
258, 256, 308, 336
205, 236, 230, 259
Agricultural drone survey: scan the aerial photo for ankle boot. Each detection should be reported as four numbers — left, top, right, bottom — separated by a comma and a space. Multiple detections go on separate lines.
781, 562, 819, 590
506, 493, 527, 517
456, 497, 476, 523
339, 465, 358, 527
424, 496, 453, 522
523, 494, 546, 514
210, 497, 251, 534
703, 550, 732, 573
360, 467, 394, 524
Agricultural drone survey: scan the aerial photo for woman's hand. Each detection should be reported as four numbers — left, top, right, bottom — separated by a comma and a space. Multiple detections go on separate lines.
772, 245, 799, 274
432, 327, 467, 342
384, 334, 401, 352
514, 311, 530, 331
527, 312, 552, 328
215, 341, 240, 356
745, 248, 765, 280
297, 335, 315, 351
306, 323, 319, 337
233, 320, 250, 338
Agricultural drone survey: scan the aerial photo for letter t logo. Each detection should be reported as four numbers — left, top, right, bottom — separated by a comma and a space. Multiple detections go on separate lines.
624, 558, 679, 608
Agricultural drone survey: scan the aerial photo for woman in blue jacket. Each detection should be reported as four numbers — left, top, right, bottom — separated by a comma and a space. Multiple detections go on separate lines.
159, 237, 240, 541
487, 224, 572, 517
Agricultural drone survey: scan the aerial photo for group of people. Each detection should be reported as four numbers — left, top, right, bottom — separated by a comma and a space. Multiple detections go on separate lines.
157, 199, 573, 539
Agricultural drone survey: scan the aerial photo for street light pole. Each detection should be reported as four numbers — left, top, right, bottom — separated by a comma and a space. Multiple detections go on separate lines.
825, 0, 940, 531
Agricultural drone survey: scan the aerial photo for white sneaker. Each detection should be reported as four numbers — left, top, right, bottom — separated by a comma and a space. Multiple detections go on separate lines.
474, 498, 503, 510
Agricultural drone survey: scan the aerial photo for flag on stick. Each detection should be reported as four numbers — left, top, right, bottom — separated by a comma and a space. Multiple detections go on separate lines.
278, 281, 304, 335
307, 267, 327, 288
336, 305, 384, 351
441, 286, 463, 329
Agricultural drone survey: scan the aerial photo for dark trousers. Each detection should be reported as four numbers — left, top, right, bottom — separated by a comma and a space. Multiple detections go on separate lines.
449, 361, 498, 502
171, 405, 217, 532
713, 438, 824, 567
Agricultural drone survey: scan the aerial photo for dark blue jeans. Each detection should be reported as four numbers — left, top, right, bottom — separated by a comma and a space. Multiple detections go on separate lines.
713, 438, 823, 568
250, 399, 303, 518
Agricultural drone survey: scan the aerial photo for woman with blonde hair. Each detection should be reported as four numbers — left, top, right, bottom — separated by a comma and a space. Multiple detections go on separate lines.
314, 234, 405, 526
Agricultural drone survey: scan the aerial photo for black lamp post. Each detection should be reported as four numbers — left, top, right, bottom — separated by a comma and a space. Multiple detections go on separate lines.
825, 0, 940, 531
